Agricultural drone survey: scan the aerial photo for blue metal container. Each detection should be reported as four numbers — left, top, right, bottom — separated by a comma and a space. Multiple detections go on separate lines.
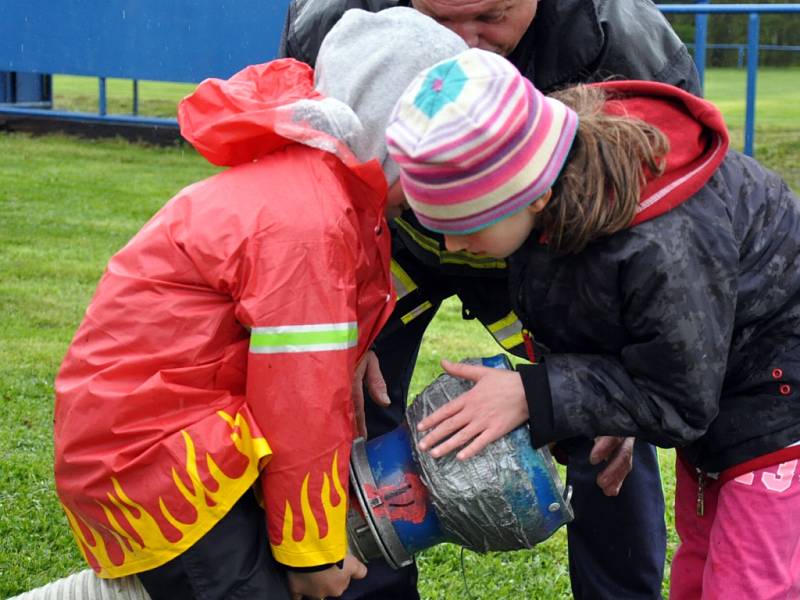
348, 355, 573, 567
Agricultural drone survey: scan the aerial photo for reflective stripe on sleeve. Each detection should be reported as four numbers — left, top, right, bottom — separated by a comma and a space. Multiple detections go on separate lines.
391, 260, 417, 300
487, 312, 524, 350
401, 301, 434, 325
250, 322, 358, 354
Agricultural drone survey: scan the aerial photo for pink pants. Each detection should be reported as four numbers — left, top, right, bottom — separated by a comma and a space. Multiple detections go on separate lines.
670, 457, 800, 599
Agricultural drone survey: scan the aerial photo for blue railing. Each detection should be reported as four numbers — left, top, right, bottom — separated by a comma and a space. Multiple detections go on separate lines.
0, 2, 798, 155
660, 3, 800, 156
0, 0, 290, 128
685, 43, 800, 68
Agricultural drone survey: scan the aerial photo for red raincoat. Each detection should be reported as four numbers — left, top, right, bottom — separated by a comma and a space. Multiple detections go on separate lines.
54, 59, 395, 577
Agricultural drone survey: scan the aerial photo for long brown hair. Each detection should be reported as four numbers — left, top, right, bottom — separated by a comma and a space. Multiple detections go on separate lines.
541, 85, 669, 254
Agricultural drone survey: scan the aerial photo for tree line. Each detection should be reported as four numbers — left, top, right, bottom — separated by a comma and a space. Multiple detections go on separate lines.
661, 0, 800, 67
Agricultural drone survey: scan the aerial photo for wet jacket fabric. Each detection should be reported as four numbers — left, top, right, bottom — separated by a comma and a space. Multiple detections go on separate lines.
513, 81, 800, 473
54, 59, 395, 577
509, 0, 700, 94
279, 0, 700, 96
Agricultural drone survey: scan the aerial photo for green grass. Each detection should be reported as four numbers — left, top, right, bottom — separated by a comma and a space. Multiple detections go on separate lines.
0, 67, 798, 598
704, 67, 800, 187
0, 136, 219, 596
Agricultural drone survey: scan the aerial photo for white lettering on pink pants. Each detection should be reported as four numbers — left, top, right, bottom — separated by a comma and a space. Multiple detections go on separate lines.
761, 459, 798, 493
733, 459, 798, 492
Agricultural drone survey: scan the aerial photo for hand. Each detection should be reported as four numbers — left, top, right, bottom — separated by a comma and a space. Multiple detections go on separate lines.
352, 351, 391, 437
590, 436, 635, 496
287, 555, 368, 599
416, 359, 528, 461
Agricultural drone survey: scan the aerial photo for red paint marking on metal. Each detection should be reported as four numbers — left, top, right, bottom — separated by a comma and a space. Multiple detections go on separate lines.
362, 473, 429, 524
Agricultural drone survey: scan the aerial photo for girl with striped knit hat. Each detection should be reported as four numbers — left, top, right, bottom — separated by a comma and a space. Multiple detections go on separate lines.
387, 48, 800, 598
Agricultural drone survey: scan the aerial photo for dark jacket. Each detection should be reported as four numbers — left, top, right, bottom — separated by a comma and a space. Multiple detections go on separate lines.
279, 0, 701, 95
278, 0, 702, 359
513, 82, 800, 473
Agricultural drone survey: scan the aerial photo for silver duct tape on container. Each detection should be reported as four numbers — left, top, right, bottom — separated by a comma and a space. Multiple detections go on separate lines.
405, 358, 573, 552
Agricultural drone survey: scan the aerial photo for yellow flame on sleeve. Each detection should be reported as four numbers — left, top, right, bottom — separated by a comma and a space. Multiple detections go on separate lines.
62, 410, 271, 578
271, 450, 348, 567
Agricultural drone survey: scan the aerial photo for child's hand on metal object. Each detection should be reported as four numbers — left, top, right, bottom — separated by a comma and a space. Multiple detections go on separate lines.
287, 554, 367, 599
416, 359, 528, 461
352, 350, 391, 437
590, 436, 635, 496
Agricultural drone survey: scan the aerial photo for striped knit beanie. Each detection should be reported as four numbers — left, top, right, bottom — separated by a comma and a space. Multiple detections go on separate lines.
386, 48, 579, 234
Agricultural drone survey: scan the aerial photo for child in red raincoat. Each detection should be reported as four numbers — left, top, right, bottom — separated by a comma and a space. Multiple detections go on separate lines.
53, 9, 466, 599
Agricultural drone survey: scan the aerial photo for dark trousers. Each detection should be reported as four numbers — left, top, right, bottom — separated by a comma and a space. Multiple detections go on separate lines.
138, 492, 291, 600
564, 438, 666, 600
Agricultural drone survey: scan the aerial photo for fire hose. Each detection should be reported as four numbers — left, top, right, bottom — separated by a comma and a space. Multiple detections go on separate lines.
11, 356, 572, 598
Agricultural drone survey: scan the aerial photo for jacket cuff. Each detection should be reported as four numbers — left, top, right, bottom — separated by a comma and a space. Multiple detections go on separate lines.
517, 362, 557, 448
282, 560, 344, 573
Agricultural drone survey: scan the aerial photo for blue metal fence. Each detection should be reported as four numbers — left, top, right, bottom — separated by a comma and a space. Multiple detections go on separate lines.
685, 43, 800, 68
0, 2, 798, 154
0, 72, 51, 107
660, 3, 800, 156
0, 0, 290, 128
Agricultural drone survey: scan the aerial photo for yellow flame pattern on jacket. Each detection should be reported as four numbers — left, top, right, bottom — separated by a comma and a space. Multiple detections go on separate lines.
271, 450, 348, 567
62, 410, 271, 578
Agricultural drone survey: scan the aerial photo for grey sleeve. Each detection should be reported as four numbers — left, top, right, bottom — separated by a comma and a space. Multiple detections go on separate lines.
595, 0, 702, 95
277, 0, 347, 66
277, 1, 296, 59
278, 0, 399, 67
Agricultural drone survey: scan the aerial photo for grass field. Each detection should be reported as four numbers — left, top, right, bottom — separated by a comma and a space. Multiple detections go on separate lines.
0, 67, 798, 598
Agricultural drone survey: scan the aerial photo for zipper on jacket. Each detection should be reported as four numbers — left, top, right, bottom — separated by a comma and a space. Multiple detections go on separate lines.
696, 470, 705, 516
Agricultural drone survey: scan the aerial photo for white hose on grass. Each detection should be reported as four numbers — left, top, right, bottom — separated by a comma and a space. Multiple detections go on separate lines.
8, 570, 151, 600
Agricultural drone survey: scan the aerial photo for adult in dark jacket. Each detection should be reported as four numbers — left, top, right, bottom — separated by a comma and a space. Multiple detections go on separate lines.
281, 2, 700, 599
282, 0, 700, 95
389, 48, 800, 599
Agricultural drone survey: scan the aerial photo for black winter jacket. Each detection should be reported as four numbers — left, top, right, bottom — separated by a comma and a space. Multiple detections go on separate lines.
278, 0, 702, 355
513, 150, 800, 473
279, 0, 701, 95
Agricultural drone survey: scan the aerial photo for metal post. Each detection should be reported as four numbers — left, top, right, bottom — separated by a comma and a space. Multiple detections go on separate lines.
98, 76, 107, 116
694, 0, 710, 93
133, 79, 139, 115
0, 72, 11, 103
744, 12, 760, 157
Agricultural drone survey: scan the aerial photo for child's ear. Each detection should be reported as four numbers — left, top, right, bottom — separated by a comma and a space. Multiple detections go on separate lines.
528, 188, 553, 214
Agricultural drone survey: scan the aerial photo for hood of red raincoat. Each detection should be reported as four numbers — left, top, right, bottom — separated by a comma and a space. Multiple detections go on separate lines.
591, 80, 730, 226
178, 59, 360, 168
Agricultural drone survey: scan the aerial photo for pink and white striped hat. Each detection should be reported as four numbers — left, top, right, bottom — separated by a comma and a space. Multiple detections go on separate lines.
386, 48, 578, 234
